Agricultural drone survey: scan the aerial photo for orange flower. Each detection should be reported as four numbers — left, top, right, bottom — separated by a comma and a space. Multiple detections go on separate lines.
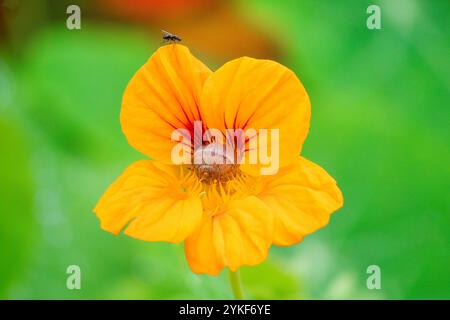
94, 45, 343, 276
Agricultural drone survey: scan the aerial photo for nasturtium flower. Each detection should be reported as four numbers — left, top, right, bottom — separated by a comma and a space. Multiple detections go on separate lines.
94, 44, 343, 276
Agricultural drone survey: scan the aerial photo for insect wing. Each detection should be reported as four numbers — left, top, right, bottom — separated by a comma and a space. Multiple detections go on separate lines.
161, 30, 173, 38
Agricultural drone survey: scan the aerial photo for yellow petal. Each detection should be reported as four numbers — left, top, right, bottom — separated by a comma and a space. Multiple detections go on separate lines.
185, 196, 273, 275
199, 57, 310, 174
257, 157, 343, 246
93, 160, 203, 243
121, 44, 212, 162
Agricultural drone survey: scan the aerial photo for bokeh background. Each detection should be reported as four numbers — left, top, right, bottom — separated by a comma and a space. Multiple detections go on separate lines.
0, 0, 449, 299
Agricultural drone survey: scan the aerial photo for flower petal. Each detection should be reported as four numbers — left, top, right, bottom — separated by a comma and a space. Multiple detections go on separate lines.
93, 160, 203, 243
121, 44, 212, 162
257, 157, 343, 246
185, 196, 273, 275
199, 57, 310, 174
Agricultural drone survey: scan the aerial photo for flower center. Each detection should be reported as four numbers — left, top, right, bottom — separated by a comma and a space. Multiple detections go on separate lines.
193, 143, 239, 184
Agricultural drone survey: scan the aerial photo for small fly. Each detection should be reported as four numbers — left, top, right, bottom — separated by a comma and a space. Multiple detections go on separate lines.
161, 30, 182, 43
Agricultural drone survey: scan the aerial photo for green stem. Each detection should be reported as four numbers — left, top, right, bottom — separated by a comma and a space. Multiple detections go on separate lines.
228, 269, 243, 300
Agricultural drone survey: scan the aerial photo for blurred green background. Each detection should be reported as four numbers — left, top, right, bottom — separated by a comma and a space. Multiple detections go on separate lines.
0, 0, 449, 299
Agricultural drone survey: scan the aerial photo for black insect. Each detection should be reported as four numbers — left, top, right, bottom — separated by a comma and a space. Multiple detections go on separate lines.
161, 30, 182, 43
